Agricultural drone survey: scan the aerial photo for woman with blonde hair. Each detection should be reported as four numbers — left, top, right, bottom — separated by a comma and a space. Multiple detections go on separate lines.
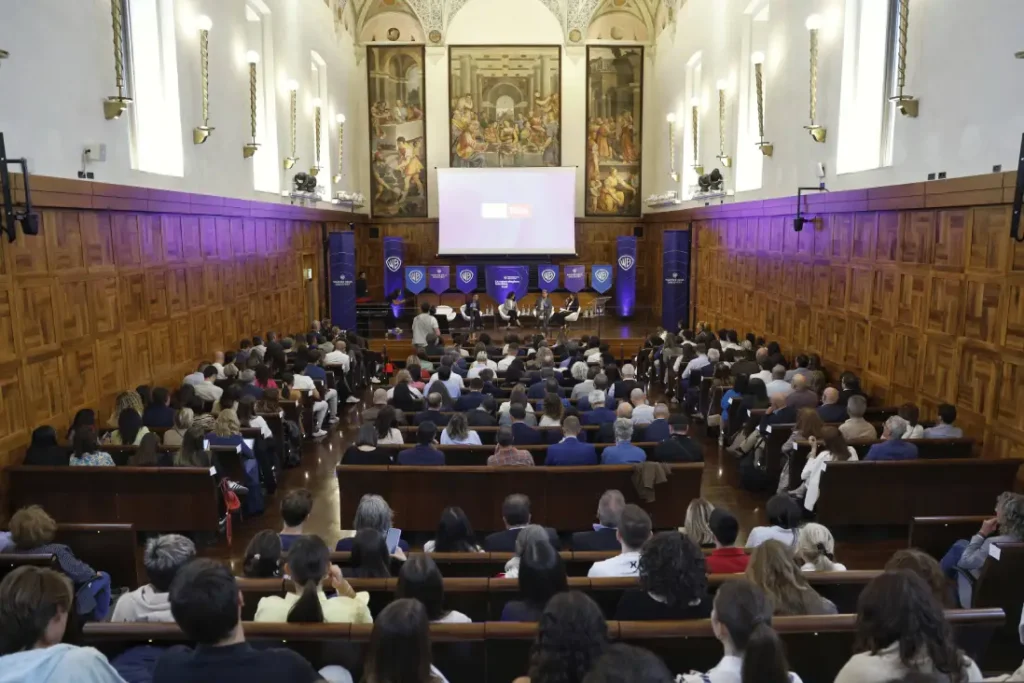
683, 498, 717, 549
163, 407, 194, 448
796, 523, 846, 572
108, 390, 144, 427
745, 540, 837, 616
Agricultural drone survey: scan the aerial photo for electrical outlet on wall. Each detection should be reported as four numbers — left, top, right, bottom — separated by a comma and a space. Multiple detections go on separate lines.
82, 144, 106, 163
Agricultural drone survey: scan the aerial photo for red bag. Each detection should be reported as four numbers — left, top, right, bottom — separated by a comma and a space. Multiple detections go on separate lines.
219, 478, 241, 545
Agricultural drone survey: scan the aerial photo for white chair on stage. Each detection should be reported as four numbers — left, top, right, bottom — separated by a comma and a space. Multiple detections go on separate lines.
562, 308, 580, 327
497, 305, 512, 328
434, 305, 458, 323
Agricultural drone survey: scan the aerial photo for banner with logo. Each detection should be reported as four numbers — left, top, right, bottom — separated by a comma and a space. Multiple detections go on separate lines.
662, 229, 691, 330
616, 235, 637, 317
383, 237, 404, 299
405, 266, 427, 294
591, 265, 614, 294
485, 265, 530, 302
455, 265, 477, 294
563, 265, 586, 293
537, 264, 560, 291
328, 232, 356, 331
427, 265, 450, 294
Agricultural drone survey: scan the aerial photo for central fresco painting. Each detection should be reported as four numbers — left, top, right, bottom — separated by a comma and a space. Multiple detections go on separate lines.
448, 45, 562, 168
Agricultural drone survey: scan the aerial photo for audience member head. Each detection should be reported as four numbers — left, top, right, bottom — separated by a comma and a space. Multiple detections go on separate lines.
796, 523, 840, 572
588, 390, 606, 409
528, 592, 609, 683
417, 421, 437, 446
582, 644, 673, 683
502, 493, 532, 528
364, 598, 436, 683
69, 408, 96, 438
771, 365, 786, 381
509, 403, 528, 424
668, 414, 690, 437
615, 402, 633, 420
791, 374, 809, 392
374, 406, 398, 440
936, 403, 958, 426
612, 417, 633, 444
711, 579, 793, 683
618, 504, 652, 553
519, 537, 568, 609
885, 549, 950, 607
795, 408, 825, 442
0, 566, 73, 654
745, 540, 822, 616
561, 415, 582, 439
27, 426, 59, 454
595, 489, 625, 528
242, 529, 282, 578
281, 535, 332, 623
899, 402, 921, 428
638, 532, 707, 607
281, 489, 313, 531
353, 494, 394, 535
174, 424, 211, 468
433, 506, 478, 553
847, 394, 868, 420
396, 553, 455, 622
818, 427, 851, 461
543, 394, 563, 422
127, 432, 160, 466
822, 387, 839, 406
445, 413, 470, 442
765, 494, 802, 531
213, 408, 241, 437
141, 534, 196, 594
9, 505, 57, 550
350, 528, 391, 579
71, 426, 101, 458
747, 379, 768, 403
996, 492, 1024, 539
684, 498, 716, 548
621, 364, 636, 379
709, 508, 740, 548
882, 415, 909, 440
168, 559, 244, 647
495, 425, 515, 448
150, 387, 170, 408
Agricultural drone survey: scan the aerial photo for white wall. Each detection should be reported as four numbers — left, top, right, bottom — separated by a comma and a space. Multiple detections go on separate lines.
0, 0, 367, 209
645, 0, 1024, 210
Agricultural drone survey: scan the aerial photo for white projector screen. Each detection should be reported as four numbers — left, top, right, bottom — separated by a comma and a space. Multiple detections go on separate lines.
437, 167, 577, 256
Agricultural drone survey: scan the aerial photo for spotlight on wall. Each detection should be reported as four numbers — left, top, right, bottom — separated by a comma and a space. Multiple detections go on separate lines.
804, 14, 827, 143
192, 15, 214, 144
751, 52, 773, 157
666, 113, 678, 182
283, 79, 299, 169
103, 0, 132, 119
333, 113, 346, 184
243, 51, 260, 159
888, 0, 919, 117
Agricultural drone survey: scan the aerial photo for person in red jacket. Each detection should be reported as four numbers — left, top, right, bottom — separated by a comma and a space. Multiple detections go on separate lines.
705, 509, 750, 574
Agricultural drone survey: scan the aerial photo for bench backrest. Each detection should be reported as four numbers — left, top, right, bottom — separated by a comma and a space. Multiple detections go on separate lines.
970, 541, 1024, 670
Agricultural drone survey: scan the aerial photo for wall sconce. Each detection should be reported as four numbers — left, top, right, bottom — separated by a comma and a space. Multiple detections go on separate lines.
0, 49, 8, 67
715, 80, 732, 168
888, 0, 919, 117
103, 0, 132, 120
333, 114, 346, 184
666, 113, 678, 182
242, 51, 260, 158
283, 79, 299, 169
192, 15, 214, 145
691, 98, 703, 176
310, 98, 322, 176
751, 52, 773, 157
804, 14, 827, 143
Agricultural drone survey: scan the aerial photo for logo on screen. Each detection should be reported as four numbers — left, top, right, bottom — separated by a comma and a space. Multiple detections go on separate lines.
595, 269, 609, 283
386, 256, 402, 272
673, 272, 679, 278
618, 255, 635, 271
540, 269, 556, 283
409, 270, 424, 284
460, 269, 474, 283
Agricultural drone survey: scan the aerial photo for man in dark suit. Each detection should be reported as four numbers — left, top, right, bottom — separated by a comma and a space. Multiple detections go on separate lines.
576, 375, 608, 412
597, 403, 633, 444
483, 494, 560, 551
582, 390, 616, 426
545, 417, 598, 466
638, 404, 671, 443
571, 490, 624, 551
509, 404, 543, 445
652, 414, 704, 463
527, 370, 557, 400
758, 394, 798, 434
466, 396, 498, 428
611, 364, 639, 403
397, 421, 445, 465
424, 333, 446, 358
730, 350, 759, 379
413, 392, 450, 427
817, 387, 848, 423
455, 377, 487, 411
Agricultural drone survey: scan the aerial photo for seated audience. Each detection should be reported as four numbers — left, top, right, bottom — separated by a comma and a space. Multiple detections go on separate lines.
109, 390, 144, 428
833, 571, 982, 682
899, 402, 925, 439
278, 489, 313, 552
679, 579, 805, 683
583, 390, 616, 425
509, 404, 543, 444
67, 408, 96, 442
397, 422, 444, 466
236, 395, 272, 439
941, 491, 1024, 607
865, 416, 919, 461
784, 374, 818, 410
614, 532, 711, 621
484, 494, 560, 552
517, 592, 608, 683
816, 387, 847, 423
9, 505, 99, 588
764, 365, 793, 398
112, 535, 196, 623
501, 525, 551, 579
838, 372, 865, 406
487, 426, 535, 467
23, 426, 68, 467
363, 599, 449, 683
785, 355, 812, 383
923, 403, 964, 439
123, 438, 165, 470
746, 495, 802, 548
375, 406, 404, 445
192, 366, 223, 405
255, 534, 370, 623
584, 644, 673, 683
795, 523, 846, 571
683, 498, 717, 549
362, 388, 401, 426
597, 402, 633, 444
440, 412, 482, 446
467, 395, 498, 428
588, 504, 651, 578
413, 393, 449, 428
163, 408, 193, 448
501, 537, 568, 621
538, 393, 564, 428
70, 427, 114, 466
397, 554, 470, 624
885, 549, 953, 607
790, 429, 858, 513
0, 566, 124, 682
242, 530, 282, 578
610, 364, 639, 401
745, 541, 837, 616
705, 508, 749, 574
454, 378, 487, 412
423, 506, 482, 553
630, 389, 655, 425
839, 395, 877, 441
600, 418, 646, 464
154, 559, 327, 682
545, 416, 598, 466
652, 414, 702, 462
572, 490, 625, 551
343, 424, 391, 465
142, 388, 175, 429
640, 404, 671, 442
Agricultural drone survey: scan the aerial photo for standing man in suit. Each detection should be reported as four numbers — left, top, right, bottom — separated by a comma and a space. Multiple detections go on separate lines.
483, 494, 560, 551
571, 490, 625, 551
545, 417, 597, 466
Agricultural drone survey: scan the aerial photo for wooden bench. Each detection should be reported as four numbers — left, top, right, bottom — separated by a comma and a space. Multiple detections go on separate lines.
908, 515, 990, 560
336, 463, 702, 533
0, 523, 138, 589
970, 542, 1024, 670
369, 442, 662, 466
814, 459, 1024, 528
6, 467, 221, 534
0, 553, 57, 582
78, 610, 1006, 683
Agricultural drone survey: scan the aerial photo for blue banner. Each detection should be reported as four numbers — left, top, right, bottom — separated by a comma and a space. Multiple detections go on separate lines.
485, 265, 530, 302
563, 265, 586, 293
405, 266, 427, 294
328, 231, 356, 331
383, 236, 404, 304
616, 236, 637, 317
662, 229, 691, 330
537, 264, 559, 291
427, 265, 450, 294
591, 265, 614, 294
455, 265, 477, 294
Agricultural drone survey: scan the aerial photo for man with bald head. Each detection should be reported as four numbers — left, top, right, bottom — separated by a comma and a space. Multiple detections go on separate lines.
598, 402, 633, 444
759, 393, 798, 433
630, 388, 655, 425
817, 387, 848, 423
765, 365, 793, 398
785, 373, 819, 410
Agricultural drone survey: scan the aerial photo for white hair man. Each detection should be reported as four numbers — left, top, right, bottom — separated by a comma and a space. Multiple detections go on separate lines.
865, 416, 919, 461
600, 418, 647, 464
630, 388, 655, 425
112, 534, 196, 623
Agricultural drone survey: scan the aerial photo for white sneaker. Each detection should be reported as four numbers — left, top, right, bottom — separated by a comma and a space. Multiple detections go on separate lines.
313, 429, 328, 438
345, 396, 360, 404
371, 377, 381, 384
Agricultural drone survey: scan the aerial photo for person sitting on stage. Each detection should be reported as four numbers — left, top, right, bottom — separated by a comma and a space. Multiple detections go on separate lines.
386, 288, 405, 335
465, 293, 482, 331
536, 290, 554, 332
501, 292, 521, 329
550, 293, 580, 329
